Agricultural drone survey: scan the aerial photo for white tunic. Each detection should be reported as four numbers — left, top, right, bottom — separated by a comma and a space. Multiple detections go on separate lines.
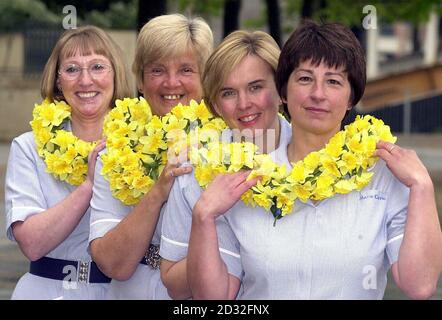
160, 119, 409, 299
89, 153, 170, 300
160, 117, 292, 280
5, 128, 108, 300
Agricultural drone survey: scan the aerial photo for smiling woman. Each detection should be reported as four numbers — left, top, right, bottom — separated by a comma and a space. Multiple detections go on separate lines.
132, 14, 213, 116
4, 25, 133, 300
183, 20, 442, 300
159, 30, 291, 300
87, 14, 215, 300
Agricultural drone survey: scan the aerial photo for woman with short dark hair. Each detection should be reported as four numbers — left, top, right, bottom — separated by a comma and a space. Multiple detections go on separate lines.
186, 20, 442, 300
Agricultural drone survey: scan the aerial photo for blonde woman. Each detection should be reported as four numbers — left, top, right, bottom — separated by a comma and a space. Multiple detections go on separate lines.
159, 30, 290, 299
88, 14, 214, 299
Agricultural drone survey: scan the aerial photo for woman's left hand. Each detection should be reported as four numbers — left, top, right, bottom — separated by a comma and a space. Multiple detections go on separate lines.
154, 162, 193, 202
375, 140, 432, 188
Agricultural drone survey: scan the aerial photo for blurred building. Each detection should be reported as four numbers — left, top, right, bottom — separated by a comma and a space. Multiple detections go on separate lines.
353, 12, 442, 133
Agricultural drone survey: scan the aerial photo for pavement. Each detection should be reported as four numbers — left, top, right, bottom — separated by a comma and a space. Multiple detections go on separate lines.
0, 139, 441, 300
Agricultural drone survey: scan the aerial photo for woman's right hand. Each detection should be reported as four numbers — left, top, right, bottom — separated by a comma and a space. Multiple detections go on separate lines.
194, 171, 260, 221
84, 139, 106, 188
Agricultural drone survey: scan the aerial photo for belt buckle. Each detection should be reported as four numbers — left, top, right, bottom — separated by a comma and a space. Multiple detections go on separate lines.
77, 261, 90, 283
144, 244, 161, 270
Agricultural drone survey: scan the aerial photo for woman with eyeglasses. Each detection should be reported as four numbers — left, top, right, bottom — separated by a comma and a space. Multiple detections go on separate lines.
88, 14, 213, 299
4, 26, 133, 299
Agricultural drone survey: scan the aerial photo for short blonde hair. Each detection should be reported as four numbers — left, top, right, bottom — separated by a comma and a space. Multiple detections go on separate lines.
41, 25, 133, 102
133, 14, 213, 90
202, 30, 280, 115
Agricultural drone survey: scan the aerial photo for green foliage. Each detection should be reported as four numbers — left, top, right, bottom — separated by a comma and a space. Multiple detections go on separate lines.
243, 1, 267, 29
42, 0, 132, 19
284, 0, 303, 18
243, 15, 267, 29
316, 0, 365, 26
315, 0, 442, 27
85, 0, 137, 29
377, 0, 442, 23
173, 0, 224, 16
283, 0, 442, 28
0, 0, 60, 32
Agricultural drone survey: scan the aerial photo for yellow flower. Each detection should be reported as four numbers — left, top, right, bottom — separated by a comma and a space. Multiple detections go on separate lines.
190, 115, 395, 225
325, 131, 345, 158
140, 131, 167, 154
163, 115, 187, 132
194, 100, 212, 123
354, 116, 370, 131
195, 166, 215, 188
287, 162, 306, 183
340, 151, 358, 171
149, 116, 163, 130
253, 192, 273, 211
75, 140, 92, 158
31, 99, 96, 185
334, 179, 356, 194
38, 99, 70, 127
102, 98, 226, 204
130, 97, 152, 125
251, 155, 276, 178
347, 134, 364, 154
303, 151, 320, 170
101, 152, 118, 175
316, 173, 334, 189
45, 151, 72, 175
293, 184, 310, 202
32, 123, 52, 145
353, 172, 374, 189
241, 190, 255, 207
207, 143, 223, 165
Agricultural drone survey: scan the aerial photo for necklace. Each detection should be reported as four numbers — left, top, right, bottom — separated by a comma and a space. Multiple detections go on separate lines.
30, 98, 97, 185
192, 115, 397, 225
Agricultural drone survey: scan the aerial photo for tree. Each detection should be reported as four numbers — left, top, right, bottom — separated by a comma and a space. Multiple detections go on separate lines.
137, 0, 167, 31
300, 0, 326, 19
223, 0, 241, 37
42, 0, 116, 19
87, 0, 137, 29
265, 0, 281, 46
41, 0, 136, 29
0, 0, 60, 32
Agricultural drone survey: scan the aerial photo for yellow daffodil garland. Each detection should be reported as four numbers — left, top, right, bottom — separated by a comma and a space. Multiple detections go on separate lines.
192, 115, 397, 225
30, 98, 97, 186
101, 97, 227, 205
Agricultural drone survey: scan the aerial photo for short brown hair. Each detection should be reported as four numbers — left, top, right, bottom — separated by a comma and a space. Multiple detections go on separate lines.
203, 30, 280, 115
276, 20, 366, 109
41, 25, 133, 103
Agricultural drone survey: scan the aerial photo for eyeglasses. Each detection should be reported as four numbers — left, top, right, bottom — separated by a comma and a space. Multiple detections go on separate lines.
58, 63, 112, 80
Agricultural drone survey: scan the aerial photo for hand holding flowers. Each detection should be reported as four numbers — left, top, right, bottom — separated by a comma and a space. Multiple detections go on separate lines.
101, 97, 227, 205
32, 97, 397, 226
375, 140, 432, 189
191, 115, 397, 225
